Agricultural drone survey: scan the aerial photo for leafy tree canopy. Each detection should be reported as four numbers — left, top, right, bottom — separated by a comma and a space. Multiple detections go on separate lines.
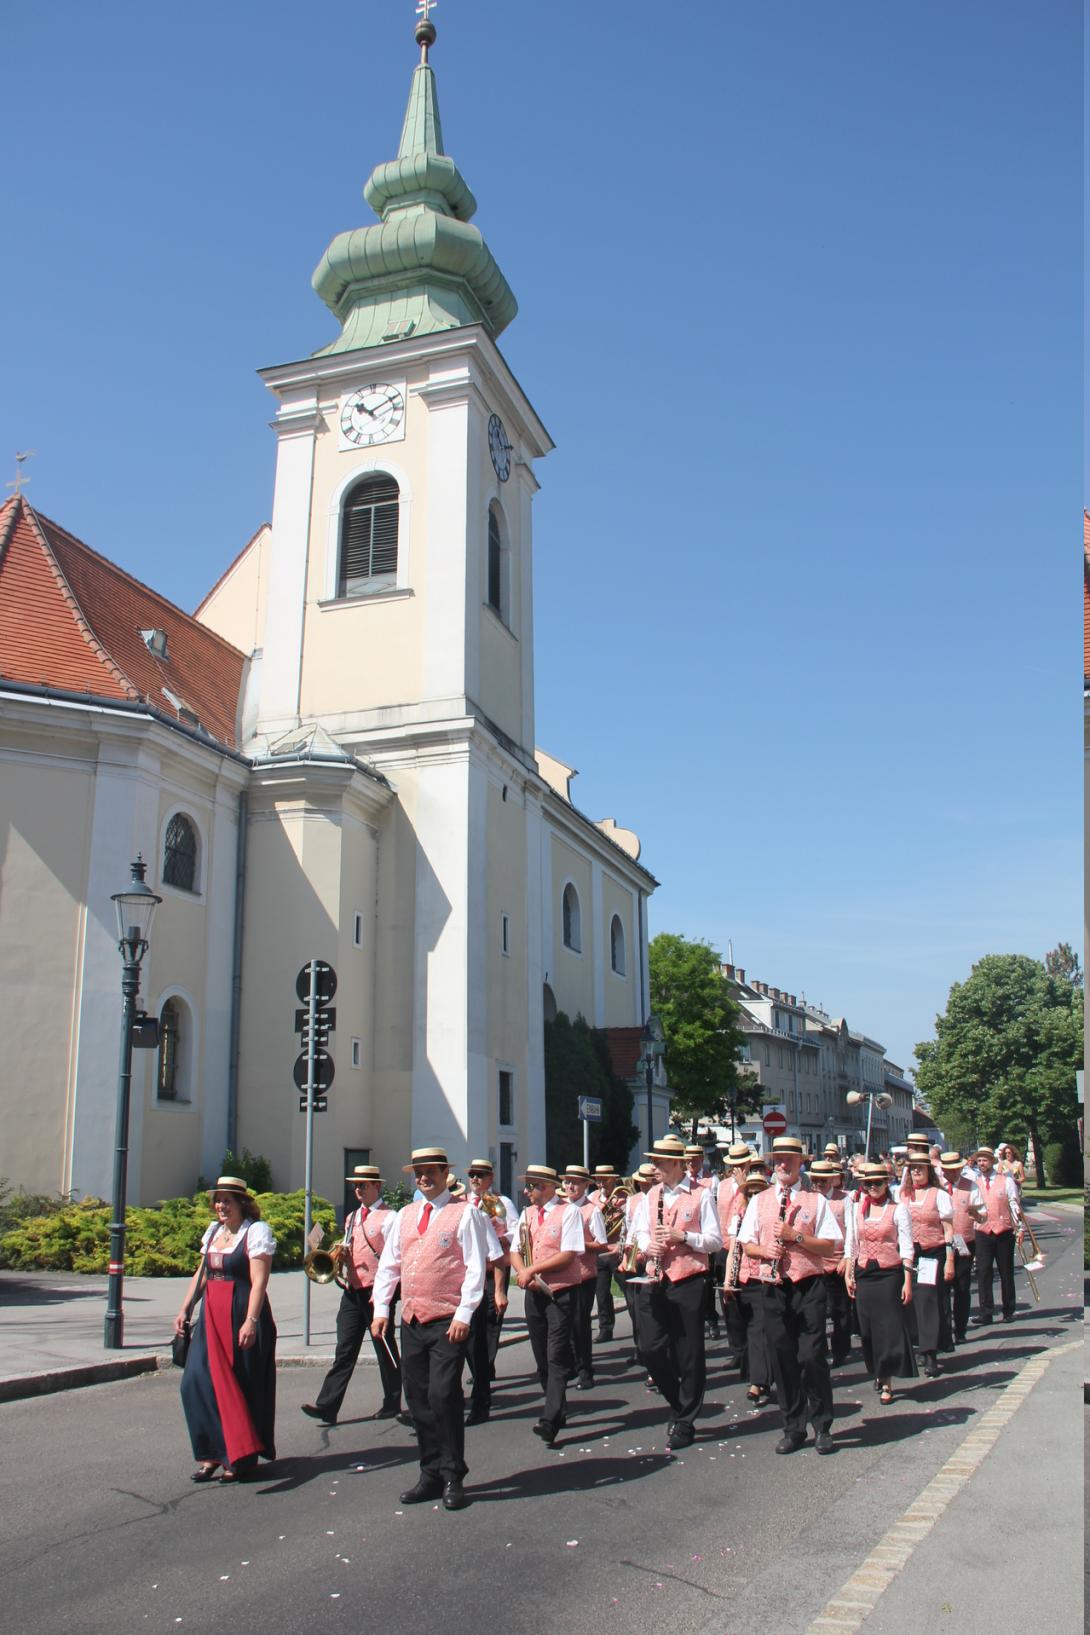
649, 933, 748, 1136
544, 1013, 638, 1173
914, 950, 1082, 1185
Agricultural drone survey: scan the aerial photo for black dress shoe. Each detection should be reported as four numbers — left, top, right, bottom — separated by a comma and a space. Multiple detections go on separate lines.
595, 1330, 614, 1343
442, 1480, 468, 1511
400, 1477, 443, 1504
814, 1430, 835, 1455
464, 1406, 490, 1426
667, 1422, 694, 1450
368, 1404, 399, 1420
301, 1403, 337, 1425
775, 1433, 807, 1455
1001, 1313, 1015, 1323
396, 1412, 416, 1430
954, 1332, 967, 1345
970, 1316, 992, 1327
532, 1420, 557, 1446
830, 1353, 851, 1367
574, 1374, 594, 1391
922, 1355, 939, 1378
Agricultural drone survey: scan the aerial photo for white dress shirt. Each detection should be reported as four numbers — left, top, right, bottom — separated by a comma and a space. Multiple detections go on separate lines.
514, 1195, 586, 1254
372, 1190, 489, 1325
631, 1177, 724, 1255
843, 1198, 914, 1263
736, 1181, 843, 1247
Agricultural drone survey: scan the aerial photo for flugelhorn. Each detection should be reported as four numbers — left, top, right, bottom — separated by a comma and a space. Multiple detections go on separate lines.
303, 1238, 349, 1287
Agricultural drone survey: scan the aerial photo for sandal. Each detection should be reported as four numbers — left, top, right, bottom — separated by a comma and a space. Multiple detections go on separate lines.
746, 1386, 762, 1402
879, 1384, 893, 1405
191, 1463, 220, 1483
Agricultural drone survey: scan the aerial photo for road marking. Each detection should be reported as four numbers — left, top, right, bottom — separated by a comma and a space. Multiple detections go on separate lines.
803, 1337, 1080, 1635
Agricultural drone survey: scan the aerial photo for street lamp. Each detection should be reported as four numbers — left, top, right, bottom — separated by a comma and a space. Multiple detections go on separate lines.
845, 1089, 893, 1161
104, 855, 161, 1349
639, 1019, 665, 1148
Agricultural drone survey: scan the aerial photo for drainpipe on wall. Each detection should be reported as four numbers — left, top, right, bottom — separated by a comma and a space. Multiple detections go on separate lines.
226, 788, 248, 1154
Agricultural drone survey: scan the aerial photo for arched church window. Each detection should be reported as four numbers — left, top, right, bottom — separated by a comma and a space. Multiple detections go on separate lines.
158, 999, 180, 1099
338, 473, 400, 596
610, 914, 626, 976
163, 813, 198, 892
487, 503, 505, 617
562, 882, 581, 952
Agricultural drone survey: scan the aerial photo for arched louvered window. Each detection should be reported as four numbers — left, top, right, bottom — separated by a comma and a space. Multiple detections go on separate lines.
158, 999, 180, 1099
562, 882, 581, 952
610, 914, 626, 976
163, 813, 198, 892
338, 473, 399, 596
487, 505, 503, 615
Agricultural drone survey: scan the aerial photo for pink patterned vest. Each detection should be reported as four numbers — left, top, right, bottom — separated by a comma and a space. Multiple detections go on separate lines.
977, 1173, 1014, 1234
907, 1186, 946, 1251
753, 1186, 827, 1282
645, 1183, 709, 1282
573, 1197, 601, 1282
529, 1203, 583, 1292
949, 1180, 978, 1245
716, 1176, 741, 1240
821, 1193, 847, 1272
344, 1205, 387, 1289
722, 1195, 751, 1286
853, 1199, 903, 1270
400, 1199, 470, 1322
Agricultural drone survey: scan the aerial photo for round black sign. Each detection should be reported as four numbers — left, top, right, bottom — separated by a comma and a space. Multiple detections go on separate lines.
294, 1051, 335, 1093
295, 961, 337, 1005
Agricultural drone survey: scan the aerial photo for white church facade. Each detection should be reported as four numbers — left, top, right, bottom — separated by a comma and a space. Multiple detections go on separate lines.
0, 17, 660, 1209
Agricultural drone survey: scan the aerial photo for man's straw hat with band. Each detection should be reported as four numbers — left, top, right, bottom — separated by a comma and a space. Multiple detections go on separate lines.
401, 1145, 449, 1173
345, 1164, 385, 1185
593, 1164, 618, 1179
632, 1163, 658, 1182
723, 1142, 755, 1168
809, 1160, 841, 1181
644, 1136, 687, 1164
770, 1136, 810, 1161
938, 1151, 967, 1172
563, 1164, 591, 1181
520, 1163, 560, 1185
466, 1158, 495, 1176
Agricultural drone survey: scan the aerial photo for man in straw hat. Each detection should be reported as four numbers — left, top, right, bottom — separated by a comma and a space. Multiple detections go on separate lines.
937, 1152, 986, 1343
684, 1142, 721, 1341
371, 1147, 490, 1510
737, 1135, 843, 1454
462, 1159, 518, 1425
301, 1166, 402, 1427
510, 1164, 587, 1445
808, 1158, 852, 1367
561, 1165, 609, 1390
716, 1144, 756, 1365
630, 1136, 723, 1451
969, 1145, 1024, 1326
589, 1164, 622, 1342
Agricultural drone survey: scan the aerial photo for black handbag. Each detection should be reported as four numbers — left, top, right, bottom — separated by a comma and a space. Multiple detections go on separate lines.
172, 1256, 208, 1368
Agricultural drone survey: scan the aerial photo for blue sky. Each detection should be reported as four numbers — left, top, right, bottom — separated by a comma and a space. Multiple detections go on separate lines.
2, 2, 1080, 1073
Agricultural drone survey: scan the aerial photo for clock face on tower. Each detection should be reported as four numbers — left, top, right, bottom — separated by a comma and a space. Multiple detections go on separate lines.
488, 413, 512, 482
340, 384, 406, 448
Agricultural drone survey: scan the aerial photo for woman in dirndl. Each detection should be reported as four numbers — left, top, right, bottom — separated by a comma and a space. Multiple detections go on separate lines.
175, 1176, 277, 1482
844, 1162, 916, 1406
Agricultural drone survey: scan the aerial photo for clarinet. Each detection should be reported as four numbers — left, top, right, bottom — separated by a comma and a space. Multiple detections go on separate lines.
768, 1187, 790, 1284
648, 1187, 666, 1282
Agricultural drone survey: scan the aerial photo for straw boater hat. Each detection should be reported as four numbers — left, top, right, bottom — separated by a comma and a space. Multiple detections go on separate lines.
859, 1161, 891, 1185
723, 1142, 755, 1168
520, 1163, 560, 1186
770, 1136, 810, 1161
905, 1134, 931, 1151
644, 1135, 688, 1164
563, 1164, 591, 1182
823, 1142, 841, 1159
632, 1163, 658, 1183
208, 1175, 254, 1201
809, 1160, 841, 1181
345, 1164, 385, 1185
594, 1163, 617, 1177
938, 1151, 966, 1172
742, 1173, 770, 1195
401, 1145, 449, 1173
684, 1144, 706, 1159
973, 1145, 995, 1161
466, 1157, 494, 1175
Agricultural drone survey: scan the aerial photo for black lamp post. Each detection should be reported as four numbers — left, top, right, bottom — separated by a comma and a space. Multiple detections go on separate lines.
639, 1019, 665, 1148
104, 855, 161, 1349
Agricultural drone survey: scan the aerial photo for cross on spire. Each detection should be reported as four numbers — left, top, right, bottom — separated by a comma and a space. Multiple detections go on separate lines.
6, 449, 35, 497
415, 0, 438, 63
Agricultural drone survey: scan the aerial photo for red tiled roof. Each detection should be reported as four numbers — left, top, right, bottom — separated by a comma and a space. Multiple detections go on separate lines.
604, 1026, 646, 1082
1083, 511, 1089, 680
0, 497, 246, 748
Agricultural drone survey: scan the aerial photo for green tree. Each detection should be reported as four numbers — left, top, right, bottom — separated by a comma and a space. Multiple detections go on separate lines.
543, 1013, 638, 1173
649, 933, 747, 1139
914, 951, 1082, 1186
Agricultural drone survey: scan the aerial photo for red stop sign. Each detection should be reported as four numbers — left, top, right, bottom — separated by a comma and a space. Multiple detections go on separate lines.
762, 1110, 788, 1136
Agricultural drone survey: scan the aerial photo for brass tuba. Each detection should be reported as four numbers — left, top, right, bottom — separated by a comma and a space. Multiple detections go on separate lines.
603, 1180, 635, 1243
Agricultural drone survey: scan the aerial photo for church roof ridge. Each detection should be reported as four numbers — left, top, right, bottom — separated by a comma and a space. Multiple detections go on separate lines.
193, 520, 270, 618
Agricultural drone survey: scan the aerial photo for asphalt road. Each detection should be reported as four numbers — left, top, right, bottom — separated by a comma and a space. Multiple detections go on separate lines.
1, 1211, 1081, 1635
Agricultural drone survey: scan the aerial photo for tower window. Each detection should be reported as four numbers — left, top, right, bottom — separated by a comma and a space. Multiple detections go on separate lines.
487, 505, 503, 615
163, 813, 198, 892
338, 473, 399, 596
158, 999, 180, 1099
498, 1069, 514, 1127
562, 883, 581, 952
610, 914, 626, 976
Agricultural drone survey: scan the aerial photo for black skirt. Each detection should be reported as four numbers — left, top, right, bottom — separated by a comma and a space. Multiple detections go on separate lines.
909, 1245, 945, 1353
739, 1284, 771, 1387
854, 1263, 917, 1382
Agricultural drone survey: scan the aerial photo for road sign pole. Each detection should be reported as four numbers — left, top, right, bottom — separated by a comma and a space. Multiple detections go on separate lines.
583, 1115, 590, 1170
303, 957, 318, 1347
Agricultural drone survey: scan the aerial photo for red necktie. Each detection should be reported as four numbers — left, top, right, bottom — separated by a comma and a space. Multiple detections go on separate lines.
537, 1206, 545, 1226
359, 1205, 369, 1221
417, 1202, 432, 1235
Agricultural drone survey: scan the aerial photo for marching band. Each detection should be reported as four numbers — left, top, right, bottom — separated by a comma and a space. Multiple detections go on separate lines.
292, 1133, 1040, 1505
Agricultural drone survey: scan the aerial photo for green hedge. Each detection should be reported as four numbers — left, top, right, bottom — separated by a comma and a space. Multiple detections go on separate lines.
0, 1189, 337, 1276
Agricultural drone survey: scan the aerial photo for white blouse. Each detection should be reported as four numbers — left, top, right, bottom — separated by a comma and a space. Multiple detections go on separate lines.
200, 1219, 277, 1258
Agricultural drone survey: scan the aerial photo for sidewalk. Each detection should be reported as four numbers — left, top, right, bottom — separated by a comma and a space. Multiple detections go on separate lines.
0, 1269, 531, 1401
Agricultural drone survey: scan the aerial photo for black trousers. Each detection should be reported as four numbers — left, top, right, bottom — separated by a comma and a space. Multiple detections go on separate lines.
762, 1275, 833, 1437
487, 1266, 510, 1371
314, 1286, 401, 1418
739, 1284, 770, 1387
951, 1245, 975, 1337
595, 1254, 619, 1334
720, 1285, 748, 1363
400, 1315, 468, 1483
703, 1262, 721, 1332
466, 1295, 492, 1411
823, 1271, 853, 1361
571, 1279, 596, 1383
975, 1230, 1016, 1320
524, 1285, 576, 1429
639, 1272, 707, 1428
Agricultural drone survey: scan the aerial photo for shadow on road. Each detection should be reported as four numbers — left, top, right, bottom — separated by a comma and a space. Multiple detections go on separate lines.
468, 1452, 672, 1502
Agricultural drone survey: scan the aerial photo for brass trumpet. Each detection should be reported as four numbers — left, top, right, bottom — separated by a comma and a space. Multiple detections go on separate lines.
480, 1192, 507, 1221
303, 1238, 349, 1287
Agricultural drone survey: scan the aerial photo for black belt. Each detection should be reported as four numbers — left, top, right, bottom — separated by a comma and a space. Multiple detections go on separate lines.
206, 1270, 231, 1281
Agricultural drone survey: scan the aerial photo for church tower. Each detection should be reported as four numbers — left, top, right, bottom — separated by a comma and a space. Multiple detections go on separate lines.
212, 11, 554, 1192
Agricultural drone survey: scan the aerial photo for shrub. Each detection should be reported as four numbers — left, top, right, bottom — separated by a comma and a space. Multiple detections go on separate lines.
209, 1148, 274, 1194
0, 1188, 337, 1275
1043, 1137, 1082, 1188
